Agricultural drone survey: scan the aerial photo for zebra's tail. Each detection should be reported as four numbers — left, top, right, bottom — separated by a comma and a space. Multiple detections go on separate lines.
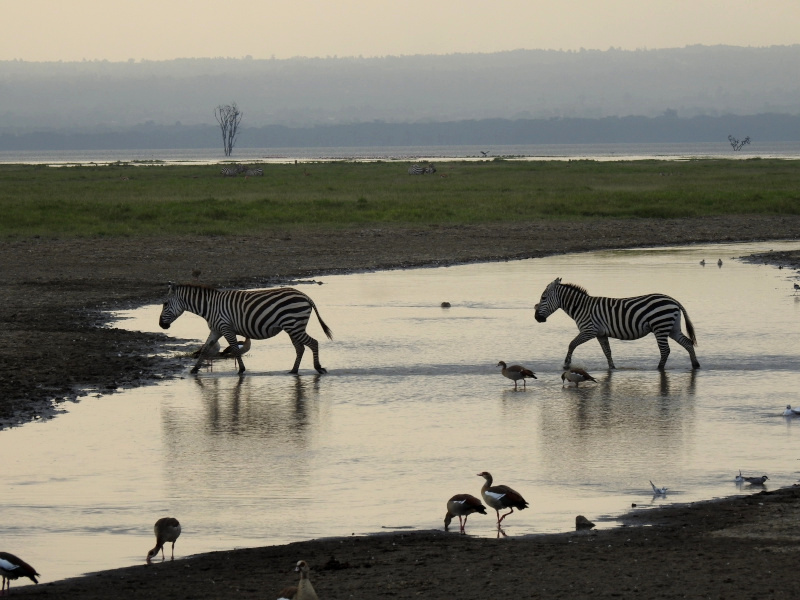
681, 304, 698, 346
311, 300, 334, 340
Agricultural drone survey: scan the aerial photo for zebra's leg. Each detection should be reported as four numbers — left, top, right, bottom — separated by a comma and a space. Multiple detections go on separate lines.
655, 333, 671, 370
222, 332, 246, 374
191, 332, 222, 374
564, 331, 596, 369
670, 331, 701, 369
596, 335, 616, 369
288, 331, 327, 374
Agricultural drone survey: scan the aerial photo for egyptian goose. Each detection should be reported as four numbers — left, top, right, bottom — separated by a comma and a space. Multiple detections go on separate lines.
477, 471, 529, 525
0, 552, 39, 594
221, 337, 251, 357
277, 560, 319, 600
146, 517, 181, 563
561, 367, 597, 387
444, 493, 487, 533
743, 475, 769, 485
497, 361, 537, 390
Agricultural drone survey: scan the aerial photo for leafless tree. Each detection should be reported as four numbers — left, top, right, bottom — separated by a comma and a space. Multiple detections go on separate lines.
214, 103, 243, 156
728, 135, 751, 151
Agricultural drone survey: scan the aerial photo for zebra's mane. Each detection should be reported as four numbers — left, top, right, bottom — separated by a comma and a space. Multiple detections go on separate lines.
559, 282, 589, 295
178, 282, 218, 291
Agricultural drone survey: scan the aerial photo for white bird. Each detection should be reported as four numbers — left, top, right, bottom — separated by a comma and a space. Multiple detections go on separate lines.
743, 475, 769, 485
783, 405, 800, 416
277, 560, 319, 600
650, 480, 668, 495
734, 470, 744, 483
561, 367, 597, 387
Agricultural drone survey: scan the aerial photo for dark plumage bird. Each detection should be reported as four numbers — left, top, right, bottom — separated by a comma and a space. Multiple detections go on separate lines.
497, 361, 537, 390
0, 552, 40, 594
561, 367, 597, 387
146, 517, 181, 563
277, 560, 319, 600
444, 493, 487, 533
477, 471, 529, 526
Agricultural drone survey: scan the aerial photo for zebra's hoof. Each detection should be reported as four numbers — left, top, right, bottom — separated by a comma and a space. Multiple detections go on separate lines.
316, 367, 328, 374
190, 367, 199, 374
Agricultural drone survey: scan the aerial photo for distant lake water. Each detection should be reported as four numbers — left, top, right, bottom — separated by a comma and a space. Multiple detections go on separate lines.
2, 141, 800, 165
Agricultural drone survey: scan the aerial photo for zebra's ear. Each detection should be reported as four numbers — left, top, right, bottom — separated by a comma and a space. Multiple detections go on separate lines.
554, 277, 562, 285
168, 281, 176, 293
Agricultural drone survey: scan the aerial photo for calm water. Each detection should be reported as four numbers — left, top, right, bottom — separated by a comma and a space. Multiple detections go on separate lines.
2, 141, 800, 165
2, 241, 800, 585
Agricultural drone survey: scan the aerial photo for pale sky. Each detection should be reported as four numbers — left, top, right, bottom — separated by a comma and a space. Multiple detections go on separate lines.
2, 0, 799, 62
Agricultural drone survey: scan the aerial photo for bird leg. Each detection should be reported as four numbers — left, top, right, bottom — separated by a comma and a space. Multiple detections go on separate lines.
497, 508, 515, 524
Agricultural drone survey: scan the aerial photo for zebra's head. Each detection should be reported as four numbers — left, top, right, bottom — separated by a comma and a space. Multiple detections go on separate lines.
534, 278, 563, 323
158, 282, 185, 330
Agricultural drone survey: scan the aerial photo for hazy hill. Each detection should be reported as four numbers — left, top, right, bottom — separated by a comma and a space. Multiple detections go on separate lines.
2, 45, 799, 135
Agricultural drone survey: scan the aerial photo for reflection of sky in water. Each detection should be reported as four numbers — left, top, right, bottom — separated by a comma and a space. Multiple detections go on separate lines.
2, 240, 800, 585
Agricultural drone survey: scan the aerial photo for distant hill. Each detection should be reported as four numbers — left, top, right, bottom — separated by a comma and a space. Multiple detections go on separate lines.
1, 45, 799, 137
1, 113, 798, 150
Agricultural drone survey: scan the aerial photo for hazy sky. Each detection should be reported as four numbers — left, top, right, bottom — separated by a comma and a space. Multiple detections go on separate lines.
2, 0, 799, 62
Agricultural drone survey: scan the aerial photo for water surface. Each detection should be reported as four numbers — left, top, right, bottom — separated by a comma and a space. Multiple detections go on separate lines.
2, 241, 799, 585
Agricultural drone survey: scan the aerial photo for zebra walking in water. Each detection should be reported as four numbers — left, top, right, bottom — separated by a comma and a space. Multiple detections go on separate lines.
159, 283, 333, 375
533, 278, 700, 370
408, 163, 436, 175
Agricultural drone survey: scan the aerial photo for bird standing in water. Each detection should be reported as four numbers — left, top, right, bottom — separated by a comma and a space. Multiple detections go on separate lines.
497, 361, 537, 389
477, 471, 529, 526
561, 367, 597, 387
146, 517, 181, 563
444, 494, 487, 533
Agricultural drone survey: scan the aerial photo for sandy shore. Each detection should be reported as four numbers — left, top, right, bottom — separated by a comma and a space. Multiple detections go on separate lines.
3, 215, 800, 598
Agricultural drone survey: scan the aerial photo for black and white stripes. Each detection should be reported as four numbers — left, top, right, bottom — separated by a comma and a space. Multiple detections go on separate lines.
534, 278, 700, 370
408, 163, 436, 175
159, 283, 333, 375
220, 164, 248, 177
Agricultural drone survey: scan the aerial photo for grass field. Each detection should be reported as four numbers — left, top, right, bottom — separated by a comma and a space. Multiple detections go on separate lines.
1, 159, 798, 237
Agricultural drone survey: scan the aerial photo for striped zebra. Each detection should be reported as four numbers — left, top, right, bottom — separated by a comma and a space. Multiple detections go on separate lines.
533, 278, 700, 370
159, 283, 333, 375
408, 163, 436, 175
244, 168, 263, 177
220, 164, 247, 177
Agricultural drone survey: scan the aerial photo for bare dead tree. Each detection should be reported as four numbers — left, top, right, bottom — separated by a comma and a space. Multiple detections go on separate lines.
728, 135, 751, 151
214, 103, 243, 157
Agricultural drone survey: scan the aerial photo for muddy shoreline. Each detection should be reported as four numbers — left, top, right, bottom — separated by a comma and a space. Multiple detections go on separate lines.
4, 215, 800, 598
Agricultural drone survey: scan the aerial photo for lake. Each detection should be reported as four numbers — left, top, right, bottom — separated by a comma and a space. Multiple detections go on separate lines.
1, 240, 799, 585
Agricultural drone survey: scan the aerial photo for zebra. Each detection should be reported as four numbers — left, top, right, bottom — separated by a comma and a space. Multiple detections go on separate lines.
244, 168, 263, 177
220, 164, 247, 177
159, 282, 333, 375
408, 163, 436, 175
533, 277, 700, 370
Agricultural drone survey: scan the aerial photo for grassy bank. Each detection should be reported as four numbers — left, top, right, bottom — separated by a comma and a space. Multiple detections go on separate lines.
1, 159, 798, 237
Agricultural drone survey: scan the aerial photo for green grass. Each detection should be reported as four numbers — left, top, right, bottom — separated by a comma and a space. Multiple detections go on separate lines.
1, 159, 799, 238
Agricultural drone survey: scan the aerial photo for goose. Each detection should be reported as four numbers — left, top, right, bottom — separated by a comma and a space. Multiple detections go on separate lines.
782, 405, 800, 416
221, 337, 251, 358
734, 470, 744, 483
146, 517, 181, 563
699, 259, 705, 266
561, 367, 597, 387
277, 560, 319, 600
191, 340, 221, 359
0, 552, 39, 594
444, 493, 487, 533
650, 480, 668, 495
497, 361, 537, 390
477, 471, 529, 525
743, 475, 769, 486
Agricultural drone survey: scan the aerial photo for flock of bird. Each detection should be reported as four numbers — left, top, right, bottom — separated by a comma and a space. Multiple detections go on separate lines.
698, 258, 724, 267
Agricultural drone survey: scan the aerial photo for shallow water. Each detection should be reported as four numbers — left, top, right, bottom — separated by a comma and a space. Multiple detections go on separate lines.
2, 241, 800, 585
